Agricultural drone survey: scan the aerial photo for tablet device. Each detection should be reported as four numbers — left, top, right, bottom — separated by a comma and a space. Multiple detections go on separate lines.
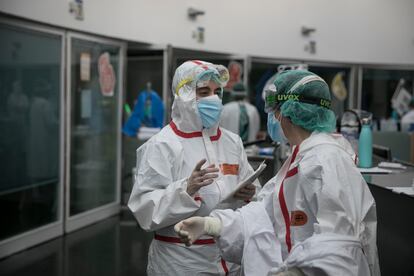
222, 160, 267, 202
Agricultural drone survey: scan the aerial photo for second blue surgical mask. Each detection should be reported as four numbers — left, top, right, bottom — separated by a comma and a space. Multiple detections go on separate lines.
197, 95, 223, 129
267, 112, 288, 143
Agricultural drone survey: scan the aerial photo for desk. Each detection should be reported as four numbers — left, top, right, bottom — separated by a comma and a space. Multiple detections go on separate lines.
366, 170, 414, 275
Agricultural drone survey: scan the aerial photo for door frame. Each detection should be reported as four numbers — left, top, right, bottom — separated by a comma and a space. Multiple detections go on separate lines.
0, 16, 65, 259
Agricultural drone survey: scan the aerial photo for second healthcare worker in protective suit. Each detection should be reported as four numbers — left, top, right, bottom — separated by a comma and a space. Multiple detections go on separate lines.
220, 83, 261, 142
175, 70, 380, 276
128, 60, 261, 275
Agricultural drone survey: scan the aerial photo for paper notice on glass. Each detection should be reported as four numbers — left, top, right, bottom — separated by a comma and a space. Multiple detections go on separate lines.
98, 52, 115, 97
221, 160, 267, 203
80, 52, 91, 81
391, 80, 411, 116
81, 89, 92, 118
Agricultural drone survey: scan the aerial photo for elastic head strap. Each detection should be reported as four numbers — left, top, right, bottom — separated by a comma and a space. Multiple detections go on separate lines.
175, 78, 192, 96
266, 93, 331, 109
266, 94, 331, 109
287, 75, 326, 93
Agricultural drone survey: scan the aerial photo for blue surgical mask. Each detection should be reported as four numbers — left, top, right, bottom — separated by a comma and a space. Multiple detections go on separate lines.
267, 112, 288, 143
197, 95, 223, 129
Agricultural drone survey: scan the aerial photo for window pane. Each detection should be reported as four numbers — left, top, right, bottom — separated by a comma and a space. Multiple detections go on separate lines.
361, 68, 414, 119
69, 38, 120, 215
0, 24, 62, 240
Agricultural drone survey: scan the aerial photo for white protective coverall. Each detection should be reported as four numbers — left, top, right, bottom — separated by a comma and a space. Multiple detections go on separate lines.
210, 132, 380, 276
128, 60, 260, 276
220, 101, 260, 142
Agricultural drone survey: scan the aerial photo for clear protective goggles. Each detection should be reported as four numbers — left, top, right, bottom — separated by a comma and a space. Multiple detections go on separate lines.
195, 69, 225, 98
264, 85, 280, 113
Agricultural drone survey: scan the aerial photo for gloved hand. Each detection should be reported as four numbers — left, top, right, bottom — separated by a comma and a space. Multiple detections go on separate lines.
233, 183, 256, 201
174, 216, 222, 246
268, 267, 305, 276
187, 159, 219, 196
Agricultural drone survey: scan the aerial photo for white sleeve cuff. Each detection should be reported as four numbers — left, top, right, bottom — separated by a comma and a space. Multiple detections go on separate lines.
204, 217, 222, 237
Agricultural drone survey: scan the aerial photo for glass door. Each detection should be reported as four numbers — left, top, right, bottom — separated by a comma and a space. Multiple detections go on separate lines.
66, 33, 125, 232
0, 19, 64, 258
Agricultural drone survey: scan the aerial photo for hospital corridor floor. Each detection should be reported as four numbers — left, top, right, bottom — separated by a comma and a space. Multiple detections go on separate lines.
0, 209, 152, 276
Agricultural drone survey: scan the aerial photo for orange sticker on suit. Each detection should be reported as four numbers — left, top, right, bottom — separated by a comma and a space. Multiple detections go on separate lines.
220, 164, 239, 175
290, 210, 308, 226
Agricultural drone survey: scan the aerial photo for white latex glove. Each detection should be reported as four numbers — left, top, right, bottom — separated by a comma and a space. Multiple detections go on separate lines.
268, 267, 305, 276
187, 159, 219, 196
174, 216, 222, 246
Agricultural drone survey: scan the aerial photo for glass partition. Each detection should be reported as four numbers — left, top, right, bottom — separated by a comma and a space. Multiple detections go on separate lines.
68, 36, 122, 217
361, 68, 414, 119
0, 23, 62, 240
122, 48, 165, 205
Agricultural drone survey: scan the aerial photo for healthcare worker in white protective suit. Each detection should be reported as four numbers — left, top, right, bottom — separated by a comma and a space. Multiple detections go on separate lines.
175, 70, 380, 276
220, 83, 260, 142
128, 60, 261, 276
401, 98, 414, 132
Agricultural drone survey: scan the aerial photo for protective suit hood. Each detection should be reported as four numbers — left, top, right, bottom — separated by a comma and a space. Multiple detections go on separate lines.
171, 60, 229, 133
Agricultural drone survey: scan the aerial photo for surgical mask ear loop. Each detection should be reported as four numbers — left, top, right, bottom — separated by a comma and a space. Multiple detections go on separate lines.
277, 113, 289, 143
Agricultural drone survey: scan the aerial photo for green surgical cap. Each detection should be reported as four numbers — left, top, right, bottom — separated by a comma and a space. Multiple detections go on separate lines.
265, 70, 336, 133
